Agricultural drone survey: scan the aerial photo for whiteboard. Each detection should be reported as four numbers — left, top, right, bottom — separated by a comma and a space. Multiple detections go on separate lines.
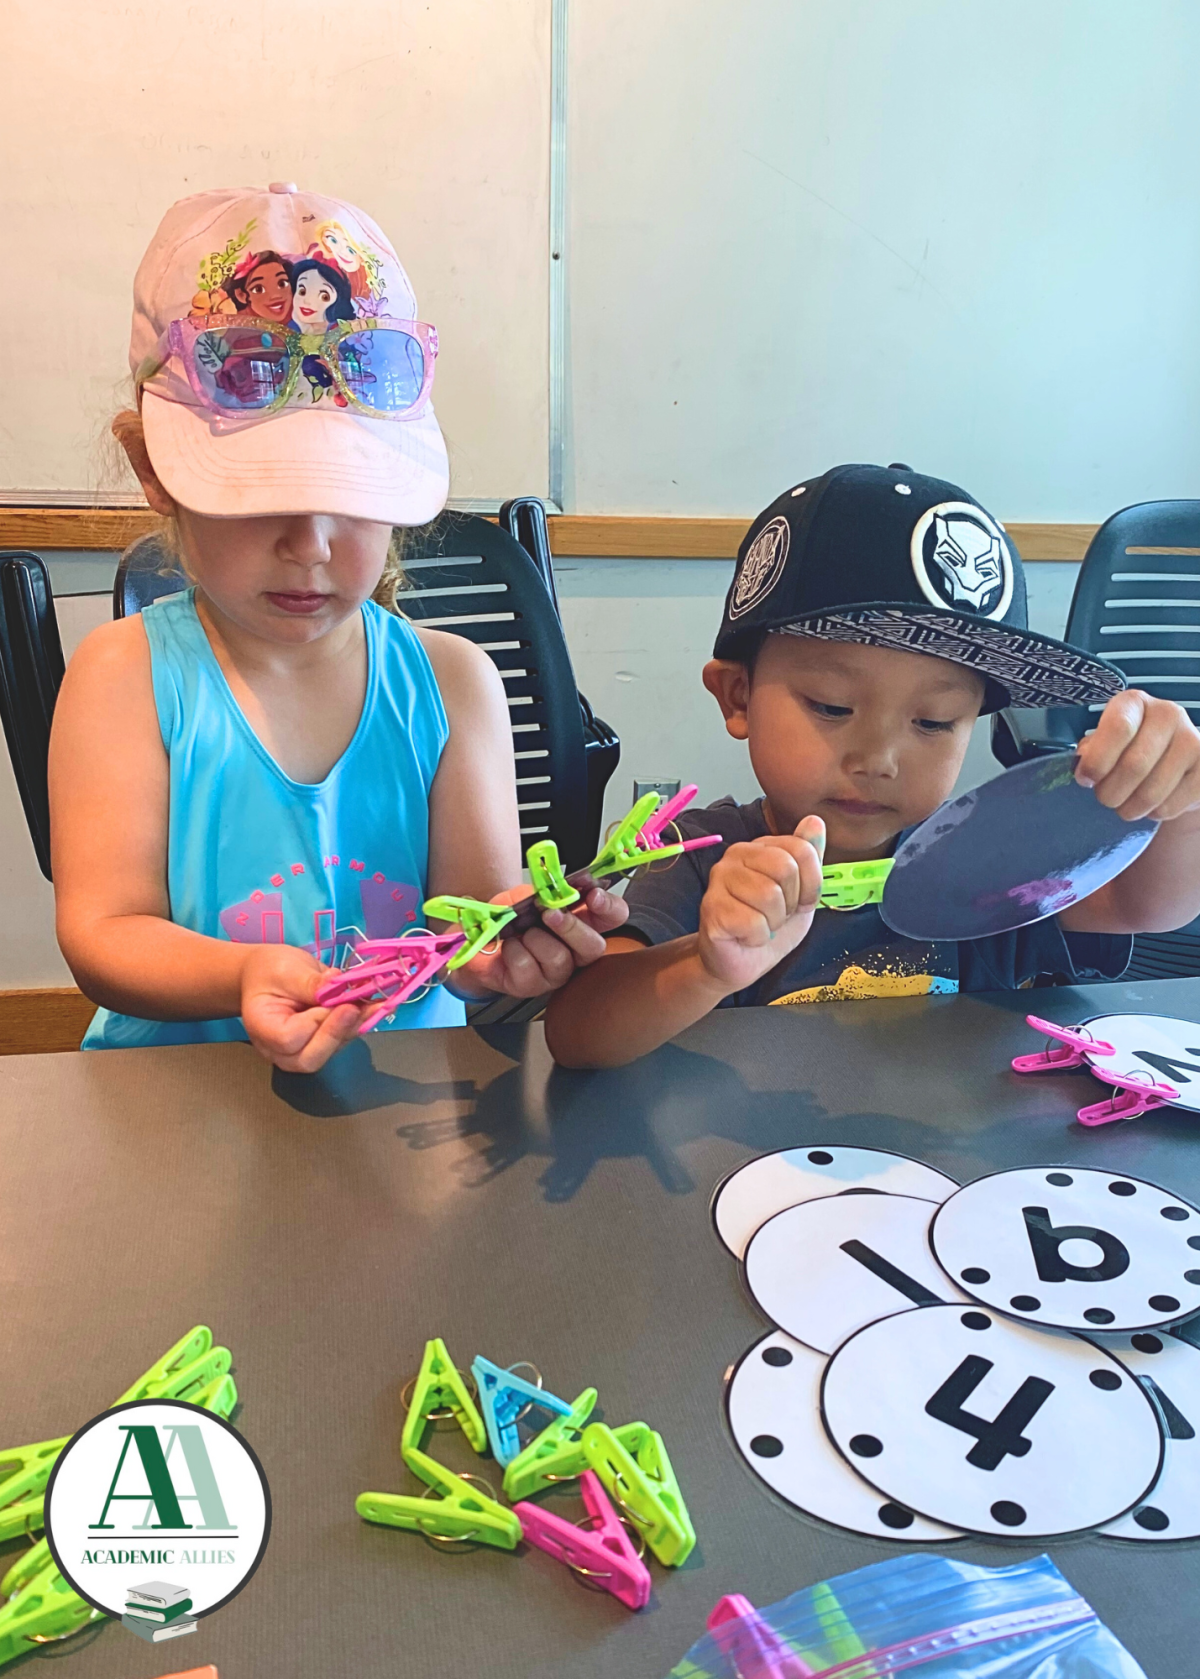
565, 0, 1200, 521
2, 0, 550, 505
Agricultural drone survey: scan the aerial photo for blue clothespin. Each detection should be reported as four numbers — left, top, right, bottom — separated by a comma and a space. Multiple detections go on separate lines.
471, 1356, 572, 1467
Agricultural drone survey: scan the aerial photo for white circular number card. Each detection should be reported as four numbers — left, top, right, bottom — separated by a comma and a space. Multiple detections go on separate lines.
744, 1193, 963, 1354
1081, 1014, 1200, 1116
1098, 1330, 1200, 1542
821, 1304, 1163, 1537
712, 1145, 958, 1259
931, 1166, 1200, 1331
726, 1330, 960, 1542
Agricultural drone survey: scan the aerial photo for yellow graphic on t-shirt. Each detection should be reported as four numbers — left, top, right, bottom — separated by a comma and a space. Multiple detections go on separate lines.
770, 963, 954, 1006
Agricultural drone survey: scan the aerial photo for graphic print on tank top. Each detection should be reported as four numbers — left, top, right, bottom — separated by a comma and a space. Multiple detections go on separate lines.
769, 920, 959, 1006
218, 854, 420, 965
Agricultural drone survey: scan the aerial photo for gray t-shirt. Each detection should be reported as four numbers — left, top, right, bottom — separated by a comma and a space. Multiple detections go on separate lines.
619, 796, 1132, 1007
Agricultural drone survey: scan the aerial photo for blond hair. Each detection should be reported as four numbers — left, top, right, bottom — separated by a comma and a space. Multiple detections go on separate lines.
112, 408, 410, 611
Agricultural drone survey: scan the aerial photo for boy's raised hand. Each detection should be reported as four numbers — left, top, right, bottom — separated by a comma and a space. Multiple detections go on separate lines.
698, 815, 826, 993
1075, 691, 1200, 821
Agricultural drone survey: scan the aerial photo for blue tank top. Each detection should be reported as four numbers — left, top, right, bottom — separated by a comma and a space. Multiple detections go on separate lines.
82, 588, 466, 1048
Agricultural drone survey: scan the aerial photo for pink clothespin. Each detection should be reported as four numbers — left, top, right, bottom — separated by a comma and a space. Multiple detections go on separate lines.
706, 1594, 815, 1679
315, 930, 466, 1032
513, 1471, 651, 1611
1011, 1013, 1116, 1074
1077, 1066, 1179, 1128
637, 784, 723, 856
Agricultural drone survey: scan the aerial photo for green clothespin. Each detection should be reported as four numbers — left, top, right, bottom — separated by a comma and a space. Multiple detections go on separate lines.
0, 1437, 69, 1546
585, 793, 683, 879
501, 1386, 598, 1501
0, 1557, 102, 1671
582, 1421, 695, 1566
818, 858, 894, 911
422, 896, 518, 966
111, 1323, 216, 1403
809, 1583, 867, 1666
0, 1327, 232, 1544
526, 840, 581, 912
357, 1448, 521, 1550
400, 1337, 486, 1463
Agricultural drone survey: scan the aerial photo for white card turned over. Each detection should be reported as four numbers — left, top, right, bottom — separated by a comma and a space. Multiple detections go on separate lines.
712, 1145, 958, 1259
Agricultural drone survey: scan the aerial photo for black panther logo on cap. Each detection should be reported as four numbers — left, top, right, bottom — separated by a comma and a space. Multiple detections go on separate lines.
910, 501, 1013, 621
729, 515, 790, 620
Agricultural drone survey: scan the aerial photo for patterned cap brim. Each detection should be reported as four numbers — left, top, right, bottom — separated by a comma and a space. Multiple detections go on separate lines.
775, 606, 1126, 711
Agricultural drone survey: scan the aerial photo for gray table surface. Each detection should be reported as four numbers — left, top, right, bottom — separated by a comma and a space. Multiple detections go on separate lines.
3, 976, 1200, 1679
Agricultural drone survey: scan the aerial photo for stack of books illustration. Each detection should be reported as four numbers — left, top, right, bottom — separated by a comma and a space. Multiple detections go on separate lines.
122, 1580, 196, 1643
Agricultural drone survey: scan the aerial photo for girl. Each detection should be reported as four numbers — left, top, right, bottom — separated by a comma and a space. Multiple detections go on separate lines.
49, 182, 625, 1072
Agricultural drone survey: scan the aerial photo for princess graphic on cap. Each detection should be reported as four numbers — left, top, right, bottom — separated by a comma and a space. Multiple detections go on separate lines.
290, 258, 357, 403
226, 250, 293, 323
308, 219, 382, 303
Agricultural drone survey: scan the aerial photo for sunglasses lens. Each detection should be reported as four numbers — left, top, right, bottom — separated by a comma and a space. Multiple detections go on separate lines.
193, 327, 291, 410
335, 329, 425, 412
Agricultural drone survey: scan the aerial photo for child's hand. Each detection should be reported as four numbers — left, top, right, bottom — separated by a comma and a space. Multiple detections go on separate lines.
240, 944, 365, 1073
458, 883, 630, 1000
697, 816, 826, 993
1075, 691, 1200, 821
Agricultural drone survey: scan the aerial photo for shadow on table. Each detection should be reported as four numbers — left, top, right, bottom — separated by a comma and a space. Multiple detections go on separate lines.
392, 1033, 955, 1204
272, 1038, 477, 1117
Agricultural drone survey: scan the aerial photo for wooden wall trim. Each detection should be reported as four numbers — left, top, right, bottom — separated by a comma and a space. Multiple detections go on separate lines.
0, 507, 1099, 562
0, 988, 95, 1055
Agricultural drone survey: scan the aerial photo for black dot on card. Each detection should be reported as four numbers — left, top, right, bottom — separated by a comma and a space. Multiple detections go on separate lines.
1162, 1206, 1190, 1221
750, 1435, 783, 1458
762, 1346, 793, 1367
1190, 1236, 1200, 1251
990, 1501, 1027, 1527
1084, 1308, 1115, 1324
962, 1312, 992, 1330
1132, 1334, 1164, 1354
1090, 1369, 1122, 1391
807, 1151, 833, 1164
1186, 1271, 1200, 1286
1150, 1295, 1181, 1313
1133, 1506, 1170, 1532
850, 1434, 883, 1458
877, 1503, 914, 1529
1010, 1296, 1041, 1312
840, 1187, 883, 1195
1109, 1181, 1137, 1197
961, 1268, 990, 1284
1046, 1172, 1073, 1186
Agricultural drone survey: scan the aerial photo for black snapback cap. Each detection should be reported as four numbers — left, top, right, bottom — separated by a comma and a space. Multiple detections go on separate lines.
714, 463, 1125, 713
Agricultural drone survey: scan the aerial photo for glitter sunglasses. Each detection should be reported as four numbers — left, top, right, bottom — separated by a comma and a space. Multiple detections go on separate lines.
137, 314, 438, 421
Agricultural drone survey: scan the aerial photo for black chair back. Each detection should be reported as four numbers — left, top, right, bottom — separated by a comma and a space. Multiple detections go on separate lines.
0, 552, 65, 879
1066, 500, 1200, 725
993, 501, 1200, 763
401, 512, 599, 868
112, 532, 189, 619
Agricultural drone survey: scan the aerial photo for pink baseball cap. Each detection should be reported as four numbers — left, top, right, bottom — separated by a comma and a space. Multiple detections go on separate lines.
130, 183, 449, 524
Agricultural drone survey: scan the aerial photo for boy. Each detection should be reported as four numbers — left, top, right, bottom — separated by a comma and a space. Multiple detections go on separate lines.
546, 463, 1200, 1068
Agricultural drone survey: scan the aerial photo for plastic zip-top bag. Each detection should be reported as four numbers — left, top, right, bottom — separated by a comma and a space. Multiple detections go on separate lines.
667, 1554, 1147, 1679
